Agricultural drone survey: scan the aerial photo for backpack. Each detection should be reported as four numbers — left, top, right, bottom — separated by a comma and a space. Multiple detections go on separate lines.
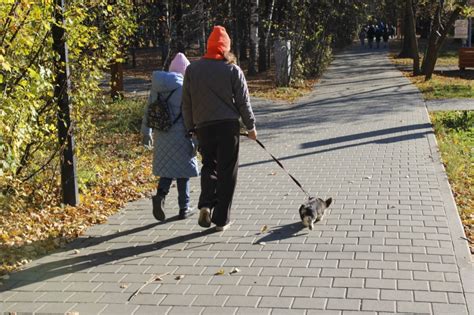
147, 89, 180, 131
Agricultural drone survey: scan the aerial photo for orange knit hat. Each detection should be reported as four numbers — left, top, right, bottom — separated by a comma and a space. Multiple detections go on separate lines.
204, 26, 231, 60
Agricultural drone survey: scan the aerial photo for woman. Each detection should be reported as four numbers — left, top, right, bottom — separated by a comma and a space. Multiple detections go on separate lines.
182, 26, 257, 231
142, 53, 199, 221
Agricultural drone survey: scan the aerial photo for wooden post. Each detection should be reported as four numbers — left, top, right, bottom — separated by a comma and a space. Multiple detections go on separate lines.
111, 60, 124, 99
52, 0, 79, 206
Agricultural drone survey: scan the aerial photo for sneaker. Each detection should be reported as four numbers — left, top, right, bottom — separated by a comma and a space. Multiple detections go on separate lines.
198, 207, 211, 228
215, 222, 231, 232
152, 194, 165, 221
178, 207, 196, 220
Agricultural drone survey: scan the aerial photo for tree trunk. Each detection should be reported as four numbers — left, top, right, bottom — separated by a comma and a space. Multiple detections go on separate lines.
231, 0, 240, 62
175, 0, 185, 53
239, 9, 248, 61
161, 0, 170, 67
52, 0, 78, 206
199, 0, 206, 56
248, 0, 259, 75
258, 27, 267, 71
398, 0, 418, 58
423, 6, 463, 80
406, 0, 420, 74
258, 0, 275, 72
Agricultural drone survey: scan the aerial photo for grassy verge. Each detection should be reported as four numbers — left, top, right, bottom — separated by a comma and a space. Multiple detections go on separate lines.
388, 39, 474, 99
402, 72, 474, 99
0, 98, 155, 275
389, 38, 461, 67
430, 111, 474, 252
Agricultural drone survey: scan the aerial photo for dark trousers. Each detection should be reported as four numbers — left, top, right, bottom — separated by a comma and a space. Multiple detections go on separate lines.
196, 120, 240, 226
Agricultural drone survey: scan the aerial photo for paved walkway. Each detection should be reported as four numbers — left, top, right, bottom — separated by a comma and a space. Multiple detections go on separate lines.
1, 49, 473, 315
426, 98, 474, 111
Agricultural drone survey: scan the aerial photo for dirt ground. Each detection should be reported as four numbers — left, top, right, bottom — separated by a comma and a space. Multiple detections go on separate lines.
123, 47, 280, 95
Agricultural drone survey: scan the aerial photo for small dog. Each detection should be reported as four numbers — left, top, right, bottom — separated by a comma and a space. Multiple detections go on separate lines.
299, 197, 332, 230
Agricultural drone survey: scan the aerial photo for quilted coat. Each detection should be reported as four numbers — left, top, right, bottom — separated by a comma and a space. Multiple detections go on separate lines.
141, 71, 199, 178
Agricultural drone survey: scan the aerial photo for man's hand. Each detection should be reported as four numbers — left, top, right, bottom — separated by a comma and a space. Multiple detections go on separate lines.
247, 129, 257, 140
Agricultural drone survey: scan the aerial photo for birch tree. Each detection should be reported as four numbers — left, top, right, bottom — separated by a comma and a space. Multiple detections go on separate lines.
248, 0, 259, 75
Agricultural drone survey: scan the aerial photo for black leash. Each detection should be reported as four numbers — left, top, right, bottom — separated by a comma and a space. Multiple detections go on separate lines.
241, 133, 311, 198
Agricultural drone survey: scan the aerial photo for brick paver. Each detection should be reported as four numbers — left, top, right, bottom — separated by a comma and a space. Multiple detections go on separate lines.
1, 48, 473, 314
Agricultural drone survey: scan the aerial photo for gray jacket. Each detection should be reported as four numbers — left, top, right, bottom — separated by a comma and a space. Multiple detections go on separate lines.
182, 59, 255, 131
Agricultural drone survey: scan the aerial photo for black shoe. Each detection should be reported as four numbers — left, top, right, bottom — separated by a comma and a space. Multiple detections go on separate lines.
152, 194, 166, 221
178, 207, 196, 220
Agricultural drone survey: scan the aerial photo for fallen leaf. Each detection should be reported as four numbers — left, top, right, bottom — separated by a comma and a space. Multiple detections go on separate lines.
259, 241, 266, 245
72, 249, 80, 255
260, 225, 268, 233
155, 277, 163, 281
363, 176, 372, 179
120, 283, 128, 288
214, 269, 225, 276
268, 172, 277, 176
175, 275, 184, 280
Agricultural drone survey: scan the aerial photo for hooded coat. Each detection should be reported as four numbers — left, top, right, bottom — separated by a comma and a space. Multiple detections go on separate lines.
182, 26, 255, 132
142, 71, 199, 178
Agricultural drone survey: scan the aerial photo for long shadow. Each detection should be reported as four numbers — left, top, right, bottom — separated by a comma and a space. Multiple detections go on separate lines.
69, 222, 161, 249
317, 75, 403, 87
300, 123, 431, 149
256, 222, 307, 244
240, 130, 432, 169
0, 222, 163, 283
1, 228, 218, 292
433, 69, 474, 80
254, 95, 424, 134
252, 81, 414, 119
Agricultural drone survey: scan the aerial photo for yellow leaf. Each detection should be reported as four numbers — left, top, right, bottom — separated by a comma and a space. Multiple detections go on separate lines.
214, 269, 225, 276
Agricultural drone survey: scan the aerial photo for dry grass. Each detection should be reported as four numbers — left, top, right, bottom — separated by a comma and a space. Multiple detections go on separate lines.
400, 71, 474, 99
123, 48, 317, 103
430, 111, 474, 253
388, 38, 461, 67
387, 39, 474, 99
246, 68, 318, 102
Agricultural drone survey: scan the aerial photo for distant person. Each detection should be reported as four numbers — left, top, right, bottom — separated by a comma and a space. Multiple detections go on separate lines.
382, 26, 389, 48
388, 25, 397, 38
142, 53, 199, 221
182, 26, 257, 231
375, 25, 383, 48
359, 27, 367, 47
367, 25, 375, 49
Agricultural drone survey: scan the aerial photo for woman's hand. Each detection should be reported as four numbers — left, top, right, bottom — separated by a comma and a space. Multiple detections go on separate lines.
142, 134, 153, 148
247, 129, 257, 140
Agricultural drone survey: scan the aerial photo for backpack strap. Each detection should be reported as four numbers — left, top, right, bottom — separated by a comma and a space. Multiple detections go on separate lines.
172, 112, 182, 124
158, 88, 182, 126
157, 88, 178, 103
